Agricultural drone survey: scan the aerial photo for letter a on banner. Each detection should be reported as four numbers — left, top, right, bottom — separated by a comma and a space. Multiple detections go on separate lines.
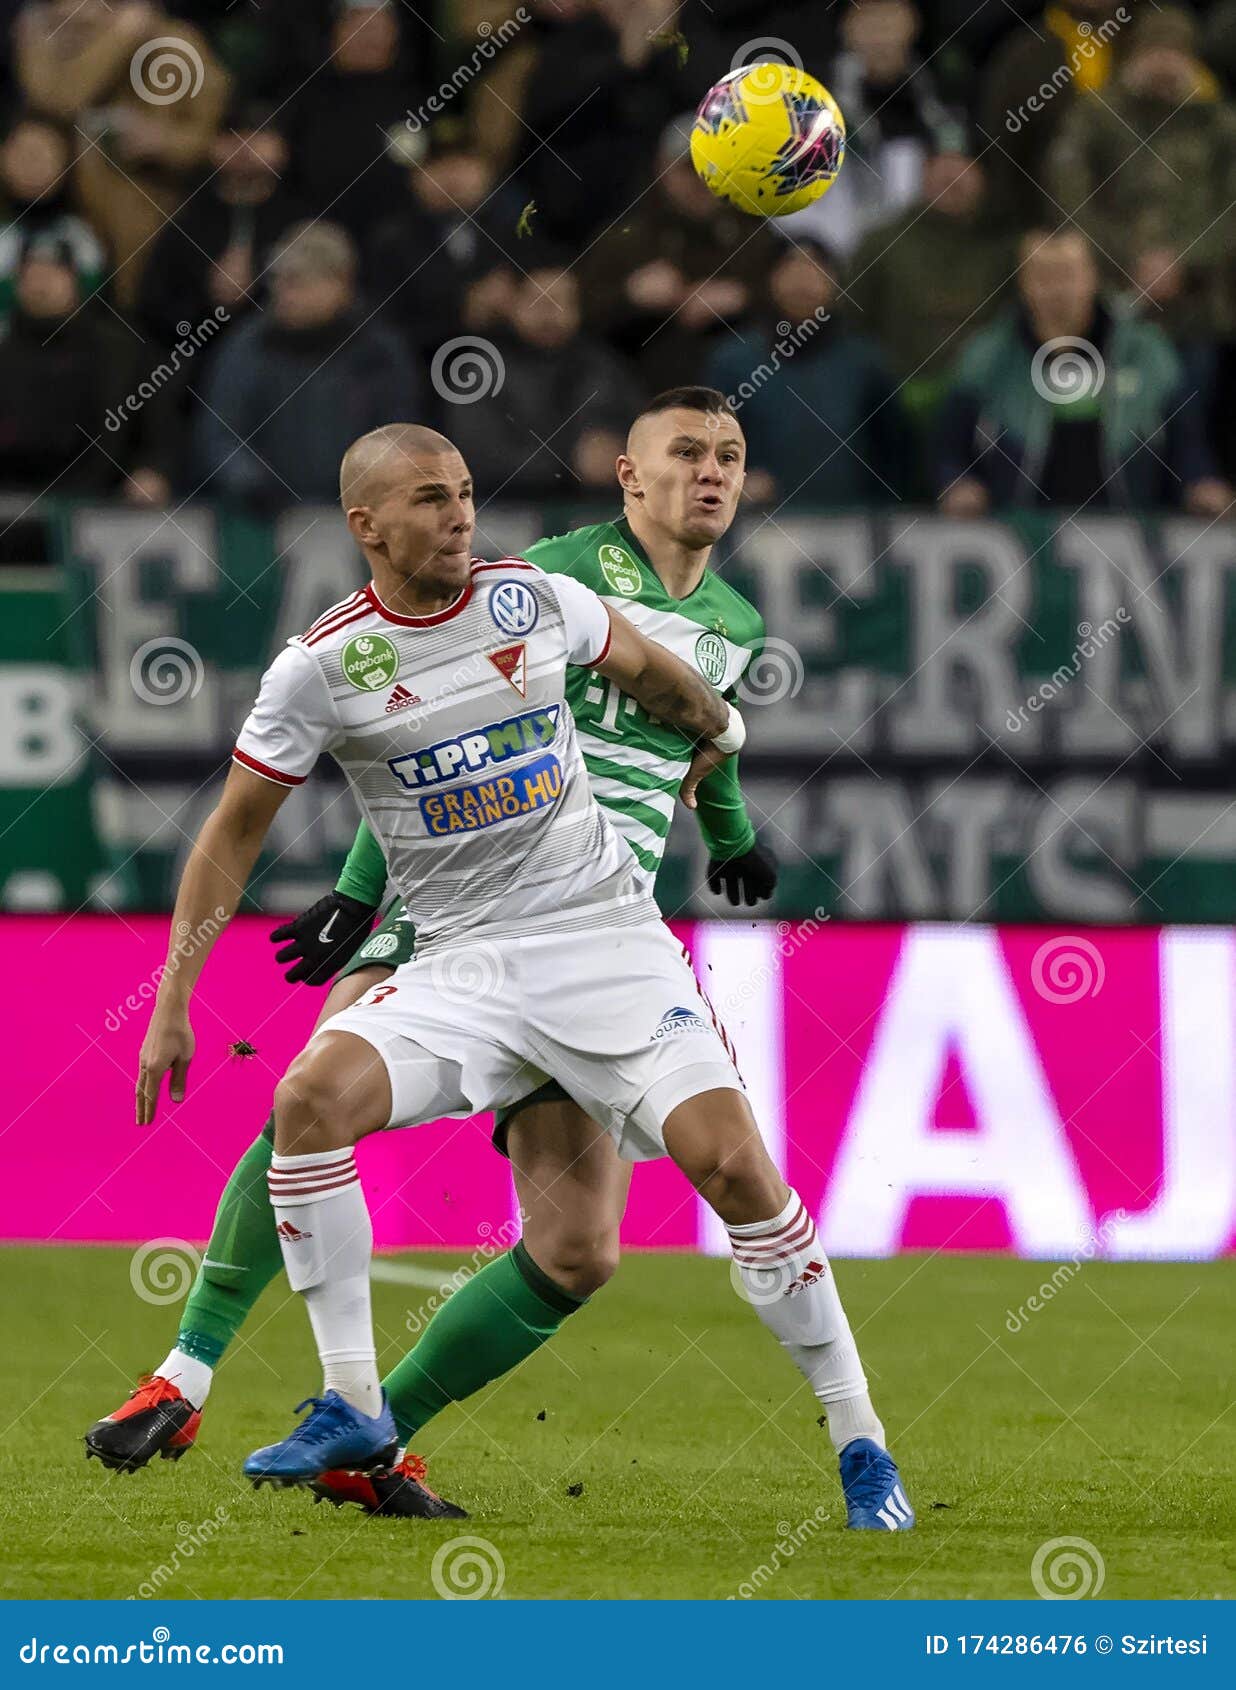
820, 927, 1092, 1256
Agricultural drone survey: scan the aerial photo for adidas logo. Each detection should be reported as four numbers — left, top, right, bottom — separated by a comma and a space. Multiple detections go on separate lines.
384, 684, 422, 714
276, 1220, 313, 1243
876, 1484, 914, 1531
787, 1259, 828, 1297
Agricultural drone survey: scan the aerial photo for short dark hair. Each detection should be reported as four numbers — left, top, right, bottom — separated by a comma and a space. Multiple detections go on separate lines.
634, 387, 736, 426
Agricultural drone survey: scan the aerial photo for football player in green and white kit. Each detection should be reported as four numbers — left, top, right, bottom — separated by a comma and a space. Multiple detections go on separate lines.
85, 390, 910, 1532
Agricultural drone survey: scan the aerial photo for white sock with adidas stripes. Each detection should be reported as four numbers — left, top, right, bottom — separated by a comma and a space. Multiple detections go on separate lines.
268, 1148, 382, 1418
728, 1189, 885, 1455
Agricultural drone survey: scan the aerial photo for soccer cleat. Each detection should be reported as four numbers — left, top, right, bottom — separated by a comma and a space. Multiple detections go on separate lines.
309, 1450, 467, 1520
839, 1438, 916, 1531
243, 1390, 398, 1488
83, 1374, 202, 1473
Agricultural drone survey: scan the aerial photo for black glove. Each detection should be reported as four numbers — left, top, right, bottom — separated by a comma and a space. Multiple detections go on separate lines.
269, 891, 380, 986
706, 839, 778, 907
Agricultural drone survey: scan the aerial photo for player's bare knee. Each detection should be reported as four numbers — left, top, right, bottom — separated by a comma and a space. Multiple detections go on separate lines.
272, 1049, 356, 1154
664, 1097, 787, 1225
529, 1229, 620, 1299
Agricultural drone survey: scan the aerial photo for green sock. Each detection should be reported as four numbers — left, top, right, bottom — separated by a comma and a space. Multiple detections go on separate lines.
382, 1242, 584, 1443
176, 1120, 282, 1366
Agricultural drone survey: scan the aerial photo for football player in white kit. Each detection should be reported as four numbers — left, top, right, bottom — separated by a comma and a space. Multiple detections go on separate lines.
133, 423, 911, 1529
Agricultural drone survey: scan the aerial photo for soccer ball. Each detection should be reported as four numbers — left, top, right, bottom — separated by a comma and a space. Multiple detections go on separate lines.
690, 63, 846, 218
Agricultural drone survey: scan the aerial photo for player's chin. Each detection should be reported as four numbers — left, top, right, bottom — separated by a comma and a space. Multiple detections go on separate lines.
683, 502, 732, 541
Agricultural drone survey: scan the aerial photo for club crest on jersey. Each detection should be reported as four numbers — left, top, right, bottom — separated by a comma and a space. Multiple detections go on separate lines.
388, 703, 561, 789
694, 631, 728, 685
342, 632, 399, 691
652, 1005, 709, 1040
487, 642, 526, 697
488, 580, 539, 636
598, 544, 641, 596
358, 931, 401, 960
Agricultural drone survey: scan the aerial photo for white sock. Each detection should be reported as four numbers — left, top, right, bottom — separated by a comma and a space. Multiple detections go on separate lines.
728, 1189, 885, 1455
154, 1347, 213, 1410
268, 1148, 382, 1418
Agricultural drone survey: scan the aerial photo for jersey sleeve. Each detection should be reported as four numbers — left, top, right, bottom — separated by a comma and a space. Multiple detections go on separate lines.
726, 606, 766, 700
334, 819, 388, 905
693, 754, 757, 860
544, 571, 612, 666
233, 642, 340, 787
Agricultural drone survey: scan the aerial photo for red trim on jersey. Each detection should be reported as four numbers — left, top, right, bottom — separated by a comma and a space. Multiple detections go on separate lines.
232, 748, 305, 787
303, 590, 365, 642
583, 617, 613, 668
470, 558, 536, 574
363, 579, 473, 627
677, 937, 742, 1075
303, 602, 373, 648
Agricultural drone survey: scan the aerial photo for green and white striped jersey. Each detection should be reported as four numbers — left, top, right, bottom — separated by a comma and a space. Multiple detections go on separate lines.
526, 518, 765, 881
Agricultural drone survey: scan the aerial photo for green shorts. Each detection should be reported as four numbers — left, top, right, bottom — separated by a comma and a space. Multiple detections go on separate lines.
332, 895, 567, 1153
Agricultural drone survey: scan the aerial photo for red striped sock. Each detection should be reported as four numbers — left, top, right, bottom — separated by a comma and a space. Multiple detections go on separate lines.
268, 1147, 380, 1415
727, 1189, 883, 1450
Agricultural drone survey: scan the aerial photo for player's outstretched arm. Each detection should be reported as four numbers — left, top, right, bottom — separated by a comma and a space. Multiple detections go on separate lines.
136, 765, 290, 1125
593, 607, 743, 807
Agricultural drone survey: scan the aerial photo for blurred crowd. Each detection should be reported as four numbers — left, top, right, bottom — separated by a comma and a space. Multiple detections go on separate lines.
2, 0, 1236, 521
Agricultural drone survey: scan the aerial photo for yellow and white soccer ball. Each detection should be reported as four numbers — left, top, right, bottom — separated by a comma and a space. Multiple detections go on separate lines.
690, 63, 846, 218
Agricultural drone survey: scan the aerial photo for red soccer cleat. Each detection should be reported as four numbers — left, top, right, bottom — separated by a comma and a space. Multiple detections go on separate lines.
83, 1375, 202, 1473
309, 1450, 466, 1519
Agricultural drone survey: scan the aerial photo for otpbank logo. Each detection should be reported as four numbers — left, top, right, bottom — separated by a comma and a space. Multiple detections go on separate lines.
388, 705, 560, 789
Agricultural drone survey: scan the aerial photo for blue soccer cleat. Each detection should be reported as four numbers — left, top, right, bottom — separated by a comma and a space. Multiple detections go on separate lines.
244, 1391, 398, 1488
839, 1438, 915, 1531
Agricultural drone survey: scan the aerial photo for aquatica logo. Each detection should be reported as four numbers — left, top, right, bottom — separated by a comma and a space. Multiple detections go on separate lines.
359, 931, 401, 960
694, 631, 728, 685
598, 544, 641, 596
342, 633, 399, 692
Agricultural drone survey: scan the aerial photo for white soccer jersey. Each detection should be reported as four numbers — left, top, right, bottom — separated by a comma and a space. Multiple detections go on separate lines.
234, 559, 656, 953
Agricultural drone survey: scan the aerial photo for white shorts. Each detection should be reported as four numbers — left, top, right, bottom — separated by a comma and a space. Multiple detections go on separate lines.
318, 920, 744, 1160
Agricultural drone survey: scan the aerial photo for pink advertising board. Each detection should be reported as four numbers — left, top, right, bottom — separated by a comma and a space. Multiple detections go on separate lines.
4, 915, 1234, 1259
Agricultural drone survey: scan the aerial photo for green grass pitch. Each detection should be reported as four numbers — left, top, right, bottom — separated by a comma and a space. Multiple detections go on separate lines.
1, 1247, 1233, 1600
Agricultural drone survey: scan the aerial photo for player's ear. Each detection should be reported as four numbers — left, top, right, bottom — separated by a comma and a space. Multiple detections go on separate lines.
616, 453, 643, 500
345, 506, 377, 546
